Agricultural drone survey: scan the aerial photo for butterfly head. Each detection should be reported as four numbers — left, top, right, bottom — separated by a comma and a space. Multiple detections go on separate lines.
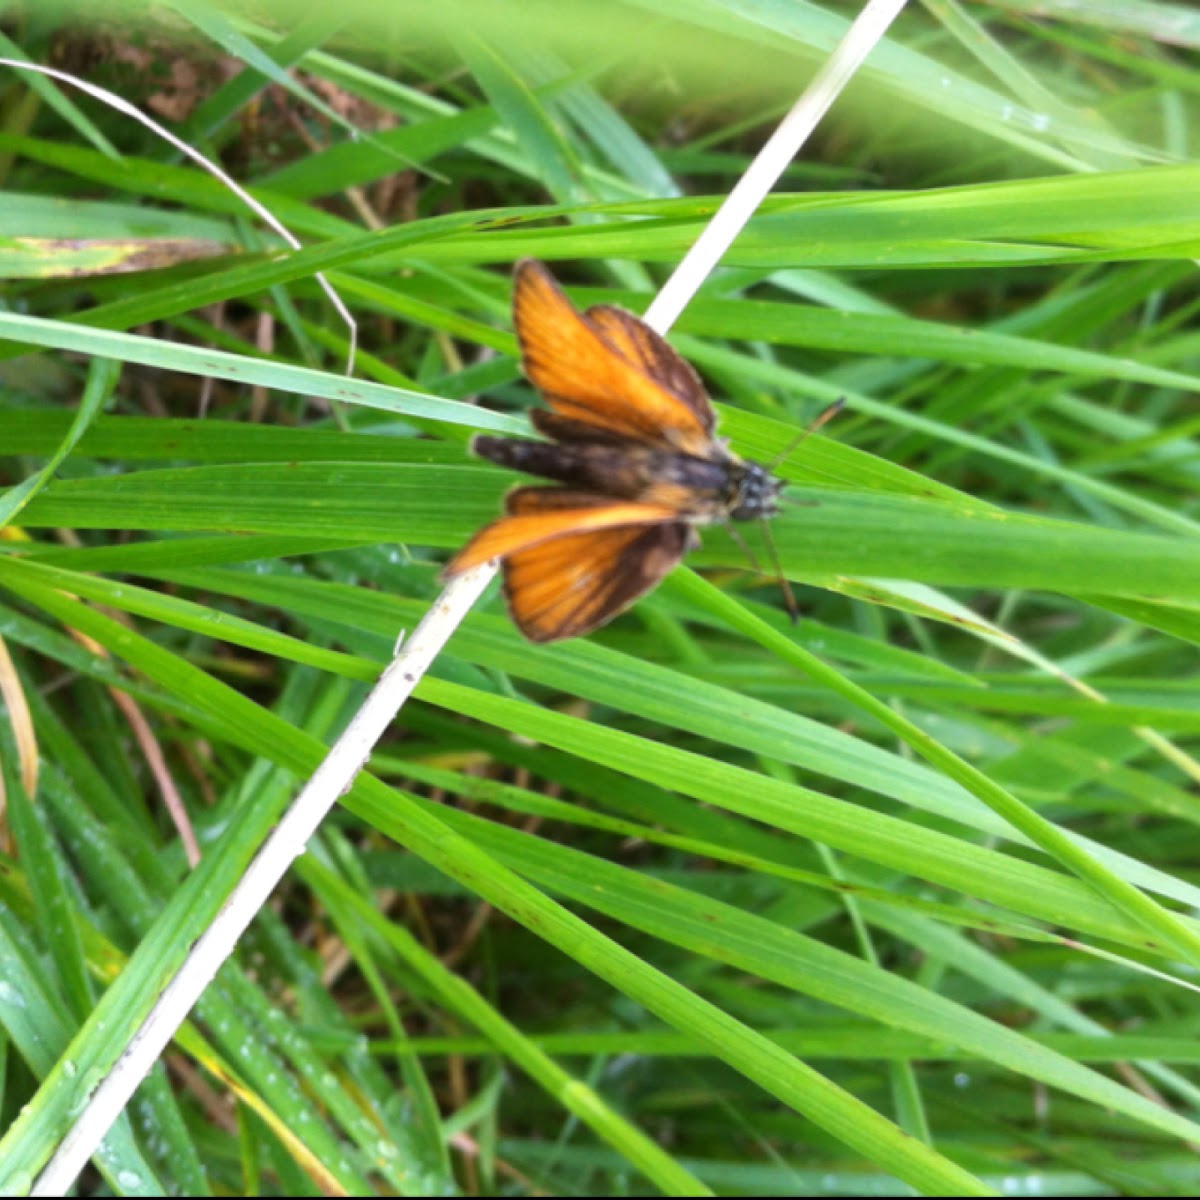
727, 460, 784, 522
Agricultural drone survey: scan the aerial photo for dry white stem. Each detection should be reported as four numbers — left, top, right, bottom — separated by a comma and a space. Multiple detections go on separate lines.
30, 2, 909, 1189
31, 566, 494, 1196
643, 0, 910, 335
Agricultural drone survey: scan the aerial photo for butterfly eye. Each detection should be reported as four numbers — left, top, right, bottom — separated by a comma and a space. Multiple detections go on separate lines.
729, 463, 783, 521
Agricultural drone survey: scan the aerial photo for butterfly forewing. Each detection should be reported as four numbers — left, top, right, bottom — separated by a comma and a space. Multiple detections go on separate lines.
583, 304, 715, 436
513, 260, 714, 455
503, 519, 692, 642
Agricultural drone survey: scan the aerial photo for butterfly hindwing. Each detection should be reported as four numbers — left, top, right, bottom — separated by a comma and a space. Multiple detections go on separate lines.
513, 259, 714, 455
444, 487, 680, 576
503, 518, 694, 642
528, 409, 634, 446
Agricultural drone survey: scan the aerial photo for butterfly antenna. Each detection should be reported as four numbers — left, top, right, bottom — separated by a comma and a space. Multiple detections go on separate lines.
724, 522, 762, 575
766, 396, 846, 471
761, 517, 800, 625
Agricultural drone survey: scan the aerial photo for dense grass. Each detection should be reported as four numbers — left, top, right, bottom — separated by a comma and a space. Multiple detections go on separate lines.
2, 1, 1200, 1194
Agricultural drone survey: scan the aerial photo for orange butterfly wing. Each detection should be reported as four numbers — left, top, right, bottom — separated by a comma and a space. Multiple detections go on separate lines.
513, 260, 715, 455
503, 518, 693, 642
444, 488, 681, 576
582, 304, 714, 436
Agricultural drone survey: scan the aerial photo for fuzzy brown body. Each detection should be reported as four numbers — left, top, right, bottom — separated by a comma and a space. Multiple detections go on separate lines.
472, 434, 746, 521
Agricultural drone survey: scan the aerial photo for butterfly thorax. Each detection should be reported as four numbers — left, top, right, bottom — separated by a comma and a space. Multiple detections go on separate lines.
473, 435, 780, 523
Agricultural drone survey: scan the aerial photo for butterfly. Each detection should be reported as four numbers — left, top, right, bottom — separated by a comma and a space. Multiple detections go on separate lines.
443, 259, 790, 643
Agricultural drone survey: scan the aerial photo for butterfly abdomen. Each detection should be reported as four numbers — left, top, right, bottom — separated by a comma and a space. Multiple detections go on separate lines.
473, 435, 733, 515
